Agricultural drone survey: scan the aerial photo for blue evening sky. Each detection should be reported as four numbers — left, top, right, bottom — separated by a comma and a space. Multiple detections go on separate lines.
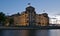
0, 0, 60, 17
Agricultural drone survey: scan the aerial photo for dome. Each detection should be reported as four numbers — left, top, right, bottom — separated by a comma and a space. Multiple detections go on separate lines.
26, 6, 35, 12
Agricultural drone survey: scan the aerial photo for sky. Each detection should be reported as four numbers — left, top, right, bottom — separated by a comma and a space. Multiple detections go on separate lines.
0, 0, 60, 17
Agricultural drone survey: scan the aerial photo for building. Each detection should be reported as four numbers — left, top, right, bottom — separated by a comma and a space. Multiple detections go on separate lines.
3, 4, 49, 36
36, 13, 49, 26
5, 5, 49, 26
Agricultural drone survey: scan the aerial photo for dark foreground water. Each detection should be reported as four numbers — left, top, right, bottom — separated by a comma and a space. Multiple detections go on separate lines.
0, 30, 60, 36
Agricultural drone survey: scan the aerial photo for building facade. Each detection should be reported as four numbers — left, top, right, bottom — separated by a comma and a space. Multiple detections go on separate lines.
5, 5, 49, 26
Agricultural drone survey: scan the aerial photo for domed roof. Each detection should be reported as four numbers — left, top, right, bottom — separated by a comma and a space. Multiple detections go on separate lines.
26, 6, 35, 12
26, 6, 35, 9
25, 3, 35, 12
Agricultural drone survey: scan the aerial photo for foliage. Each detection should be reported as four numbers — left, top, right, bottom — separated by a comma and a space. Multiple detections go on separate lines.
0, 12, 6, 25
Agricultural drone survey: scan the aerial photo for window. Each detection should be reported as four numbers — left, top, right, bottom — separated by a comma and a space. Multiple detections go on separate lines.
38, 22, 40, 24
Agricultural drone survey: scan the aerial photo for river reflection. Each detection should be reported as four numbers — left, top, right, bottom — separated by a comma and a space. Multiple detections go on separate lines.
0, 29, 60, 36
49, 29, 60, 36
2, 30, 28, 36
36, 30, 49, 36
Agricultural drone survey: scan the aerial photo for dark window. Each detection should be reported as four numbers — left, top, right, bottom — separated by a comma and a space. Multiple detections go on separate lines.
38, 22, 40, 24
25, 12, 28, 14
26, 20, 29, 23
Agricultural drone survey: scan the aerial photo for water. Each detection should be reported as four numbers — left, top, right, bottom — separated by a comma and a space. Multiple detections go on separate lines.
0, 29, 60, 36
36, 30, 49, 36
36, 29, 60, 36
49, 29, 60, 36
2, 30, 28, 36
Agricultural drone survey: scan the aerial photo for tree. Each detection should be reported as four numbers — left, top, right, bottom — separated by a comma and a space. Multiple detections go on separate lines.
9, 18, 14, 26
0, 12, 6, 26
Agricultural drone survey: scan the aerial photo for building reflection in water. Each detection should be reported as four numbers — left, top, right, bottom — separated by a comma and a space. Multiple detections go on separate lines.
0, 30, 60, 36
1, 30, 49, 36
36, 30, 49, 36
2, 30, 28, 36
49, 29, 60, 36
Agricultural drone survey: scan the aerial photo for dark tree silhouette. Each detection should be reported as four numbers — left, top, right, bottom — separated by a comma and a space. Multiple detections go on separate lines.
0, 12, 6, 26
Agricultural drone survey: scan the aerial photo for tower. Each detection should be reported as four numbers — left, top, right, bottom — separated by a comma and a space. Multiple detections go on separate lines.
26, 3, 36, 26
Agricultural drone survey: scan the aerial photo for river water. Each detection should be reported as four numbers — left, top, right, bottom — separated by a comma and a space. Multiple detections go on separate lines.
0, 29, 60, 36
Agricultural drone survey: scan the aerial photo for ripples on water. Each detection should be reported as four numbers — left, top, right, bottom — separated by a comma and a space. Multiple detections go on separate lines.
0, 29, 60, 36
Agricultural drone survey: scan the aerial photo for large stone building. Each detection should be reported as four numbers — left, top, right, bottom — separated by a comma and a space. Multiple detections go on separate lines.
5, 5, 49, 26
